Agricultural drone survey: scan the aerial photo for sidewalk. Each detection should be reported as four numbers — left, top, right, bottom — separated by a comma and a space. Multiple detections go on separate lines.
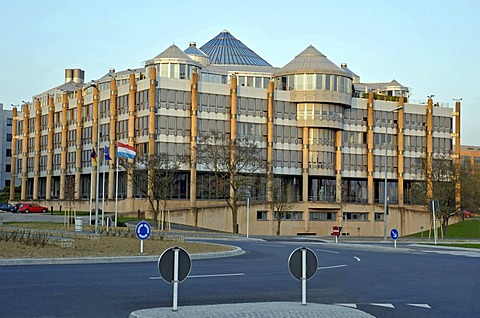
129, 302, 375, 318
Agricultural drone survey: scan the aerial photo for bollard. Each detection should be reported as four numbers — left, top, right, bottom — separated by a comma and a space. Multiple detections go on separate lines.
137, 209, 140, 219
51, 206, 54, 215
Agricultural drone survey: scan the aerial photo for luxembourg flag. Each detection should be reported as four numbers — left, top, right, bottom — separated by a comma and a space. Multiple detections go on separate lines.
117, 142, 137, 159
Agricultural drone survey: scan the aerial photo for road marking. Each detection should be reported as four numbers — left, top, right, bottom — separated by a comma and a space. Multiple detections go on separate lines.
334, 303, 357, 308
314, 249, 340, 254
407, 303, 431, 309
317, 264, 347, 270
149, 273, 245, 280
354, 256, 361, 262
370, 303, 395, 308
250, 243, 285, 248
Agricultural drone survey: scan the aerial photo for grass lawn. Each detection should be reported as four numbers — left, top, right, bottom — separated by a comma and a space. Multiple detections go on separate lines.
408, 218, 480, 249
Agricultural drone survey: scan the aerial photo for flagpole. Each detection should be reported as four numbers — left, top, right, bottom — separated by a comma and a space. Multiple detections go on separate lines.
102, 150, 106, 227
89, 167, 93, 225
115, 155, 119, 227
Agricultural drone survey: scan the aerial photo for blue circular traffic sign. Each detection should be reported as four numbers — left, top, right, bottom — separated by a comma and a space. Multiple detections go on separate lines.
135, 221, 151, 240
390, 228, 399, 240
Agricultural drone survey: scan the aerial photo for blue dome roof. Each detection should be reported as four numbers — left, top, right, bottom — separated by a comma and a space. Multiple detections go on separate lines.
200, 30, 271, 67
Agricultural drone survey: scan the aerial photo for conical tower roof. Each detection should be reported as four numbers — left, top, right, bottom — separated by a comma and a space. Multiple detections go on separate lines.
200, 30, 271, 67
153, 43, 195, 61
275, 45, 349, 77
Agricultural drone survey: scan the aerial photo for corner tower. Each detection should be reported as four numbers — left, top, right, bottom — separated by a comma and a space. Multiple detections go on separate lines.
274, 46, 352, 203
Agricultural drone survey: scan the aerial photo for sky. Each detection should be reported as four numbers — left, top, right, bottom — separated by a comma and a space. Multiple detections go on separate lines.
1, 0, 478, 145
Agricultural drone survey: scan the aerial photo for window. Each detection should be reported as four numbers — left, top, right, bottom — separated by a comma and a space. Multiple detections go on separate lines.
257, 211, 267, 221
310, 212, 336, 221
343, 212, 369, 221
6, 149, 12, 157
6, 164, 11, 172
6, 134, 12, 142
274, 211, 303, 220
7, 118, 12, 126
375, 213, 384, 221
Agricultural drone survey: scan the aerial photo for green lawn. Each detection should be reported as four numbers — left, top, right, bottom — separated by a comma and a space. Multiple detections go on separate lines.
409, 218, 480, 239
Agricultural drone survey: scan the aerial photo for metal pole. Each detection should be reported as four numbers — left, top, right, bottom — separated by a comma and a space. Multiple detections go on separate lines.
140, 239, 144, 254
102, 150, 106, 226
301, 248, 307, 305
114, 155, 118, 227
433, 205, 437, 245
383, 106, 402, 241
246, 197, 250, 238
173, 248, 179, 311
383, 123, 388, 241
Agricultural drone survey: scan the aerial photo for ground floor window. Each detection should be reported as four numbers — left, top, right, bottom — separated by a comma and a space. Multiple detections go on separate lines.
256, 211, 267, 220
310, 212, 336, 221
274, 211, 303, 220
343, 212, 369, 221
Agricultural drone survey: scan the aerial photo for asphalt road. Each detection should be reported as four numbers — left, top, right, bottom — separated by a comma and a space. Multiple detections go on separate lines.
0, 239, 479, 317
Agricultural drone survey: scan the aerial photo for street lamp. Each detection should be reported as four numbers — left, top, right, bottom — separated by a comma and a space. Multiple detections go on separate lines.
383, 106, 403, 241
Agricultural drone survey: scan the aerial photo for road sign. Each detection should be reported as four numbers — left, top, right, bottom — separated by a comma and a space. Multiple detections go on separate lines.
158, 246, 192, 284
288, 247, 318, 305
158, 246, 192, 311
390, 228, 399, 240
332, 226, 341, 237
288, 247, 318, 281
135, 221, 151, 240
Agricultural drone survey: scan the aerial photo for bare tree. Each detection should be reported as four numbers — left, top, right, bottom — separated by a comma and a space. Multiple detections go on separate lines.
270, 179, 298, 235
64, 174, 76, 226
119, 153, 186, 229
411, 156, 461, 235
198, 130, 264, 233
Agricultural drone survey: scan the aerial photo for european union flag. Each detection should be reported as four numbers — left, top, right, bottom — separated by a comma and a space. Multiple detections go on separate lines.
104, 146, 112, 161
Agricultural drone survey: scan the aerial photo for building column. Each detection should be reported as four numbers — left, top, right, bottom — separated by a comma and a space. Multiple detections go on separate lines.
454, 100, 461, 213
108, 76, 118, 200
367, 92, 374, 204
190, 70, 198, 211
426, 97, 434, 201
335, 130, 342, 203
229, 75, 238, 216
266, 81, 274, 203
46, 96, 54, 201
92, 85, 100, 207
10, 107, 18, 201
397, 97, 405, 207
60, 93, 68, 200
75, 89, 83, 200
127, 72, 136, 200
302, 127, 309, 202
21, 103, 29, 200
33, 99, 41, 200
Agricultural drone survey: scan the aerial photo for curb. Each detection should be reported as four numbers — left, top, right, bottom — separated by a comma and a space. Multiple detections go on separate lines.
0, 244, 244, 266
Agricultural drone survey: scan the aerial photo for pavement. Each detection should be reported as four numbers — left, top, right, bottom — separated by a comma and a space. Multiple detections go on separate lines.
128, 302, 375, 318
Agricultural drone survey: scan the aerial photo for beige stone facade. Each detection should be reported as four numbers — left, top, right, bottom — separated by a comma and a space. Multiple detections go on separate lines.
11, 30, 461, 237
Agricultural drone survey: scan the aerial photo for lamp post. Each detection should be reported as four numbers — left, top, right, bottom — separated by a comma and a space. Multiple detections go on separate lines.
383, 106, 403, 241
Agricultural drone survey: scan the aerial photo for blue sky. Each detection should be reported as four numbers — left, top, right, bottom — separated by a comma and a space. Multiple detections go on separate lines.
1, 0, 478, 145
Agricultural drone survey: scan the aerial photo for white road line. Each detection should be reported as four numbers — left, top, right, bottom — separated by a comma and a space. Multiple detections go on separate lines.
407, 303, 431, 309
354, 256, 361, 262
334, 303, 357, 308
317, 264, 347, 270
314, 249, 340, 254
370, 303, 395, 308
149, 273, 245, 280
250, 244, 285, 248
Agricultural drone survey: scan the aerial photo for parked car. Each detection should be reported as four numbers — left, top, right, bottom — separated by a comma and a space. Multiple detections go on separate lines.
0, 202, 15, 212
17, 203, 49, 213
11, 203, 23, 213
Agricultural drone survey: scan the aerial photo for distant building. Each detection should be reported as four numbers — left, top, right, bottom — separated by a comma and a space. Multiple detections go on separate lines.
0, 103, 13, 190
11, 30, 461, 236
460, 145, 480, 168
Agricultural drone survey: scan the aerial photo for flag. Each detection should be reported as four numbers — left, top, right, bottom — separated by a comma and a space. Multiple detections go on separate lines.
104, 146, 112, 161
91, 149, 97, 166
117, 142, 136, 159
